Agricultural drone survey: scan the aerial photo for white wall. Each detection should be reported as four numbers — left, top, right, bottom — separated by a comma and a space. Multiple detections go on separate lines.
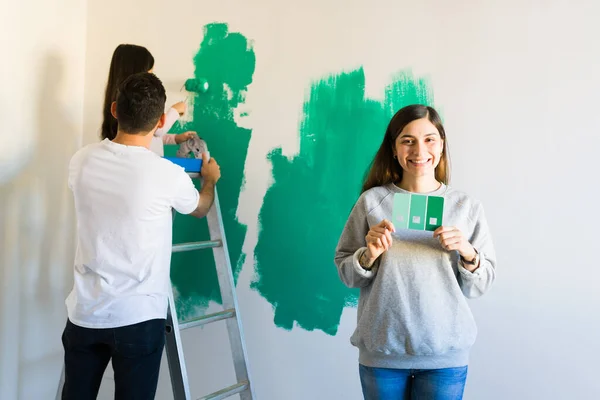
0, 1, 87, 399
83, 1, 600, 399
3, 0, 600, 399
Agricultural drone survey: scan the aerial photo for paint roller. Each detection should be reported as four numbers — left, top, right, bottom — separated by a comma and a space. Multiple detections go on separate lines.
170, 78, 209, 115
184, 78, 209, 93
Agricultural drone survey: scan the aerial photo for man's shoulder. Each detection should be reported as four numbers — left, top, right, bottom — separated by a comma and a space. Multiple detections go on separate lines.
69, 141, 103, 166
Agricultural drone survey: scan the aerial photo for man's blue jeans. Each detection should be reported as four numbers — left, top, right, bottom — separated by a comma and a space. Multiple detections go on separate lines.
359, 364, 468, 400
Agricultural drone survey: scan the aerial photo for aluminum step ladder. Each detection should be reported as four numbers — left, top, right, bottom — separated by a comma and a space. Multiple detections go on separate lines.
166, 172, 255, 400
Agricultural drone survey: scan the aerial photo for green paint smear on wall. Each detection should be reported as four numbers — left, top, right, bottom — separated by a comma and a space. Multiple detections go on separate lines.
165, 23, 255, 320
252, 68, 434, 336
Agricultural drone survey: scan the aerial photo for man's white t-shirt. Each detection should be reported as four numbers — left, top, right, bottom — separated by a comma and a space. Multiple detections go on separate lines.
66, 139, 199, 329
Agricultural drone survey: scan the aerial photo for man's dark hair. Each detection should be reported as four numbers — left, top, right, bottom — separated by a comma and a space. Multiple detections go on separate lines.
115, 72, 166, 135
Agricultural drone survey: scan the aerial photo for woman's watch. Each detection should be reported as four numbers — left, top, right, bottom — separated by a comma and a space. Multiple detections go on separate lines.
461, 248, 479, 266
359, 249, 374, 270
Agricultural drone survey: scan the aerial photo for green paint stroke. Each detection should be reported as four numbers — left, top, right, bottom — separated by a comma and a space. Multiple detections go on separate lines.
252, 68, 434, 336
165, 23, 255, 320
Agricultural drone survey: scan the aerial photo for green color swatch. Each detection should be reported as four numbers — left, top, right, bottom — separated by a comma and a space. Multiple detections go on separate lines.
392, 193, 411, 230
165, 23, 256, 320
425, 196, 444, 231
252, 68, 435, 335
408, 194, 427, 230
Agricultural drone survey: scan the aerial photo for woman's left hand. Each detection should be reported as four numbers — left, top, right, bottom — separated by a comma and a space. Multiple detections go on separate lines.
175, 131, 197, 144
433, 226, 476, 261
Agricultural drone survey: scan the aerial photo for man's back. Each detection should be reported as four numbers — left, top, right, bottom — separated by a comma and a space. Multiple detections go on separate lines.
59, 71, 222, 400
66, 139, 198, 328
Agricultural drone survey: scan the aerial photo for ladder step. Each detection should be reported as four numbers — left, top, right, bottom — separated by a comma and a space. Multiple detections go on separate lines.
179, 309, 236, 331
198, 381, 249, 400
172, 240, 222, 253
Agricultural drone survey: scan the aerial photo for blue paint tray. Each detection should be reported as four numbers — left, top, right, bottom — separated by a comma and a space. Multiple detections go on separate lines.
164, 157, 203, 173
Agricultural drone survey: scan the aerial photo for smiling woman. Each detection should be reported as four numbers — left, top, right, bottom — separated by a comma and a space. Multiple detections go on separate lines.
335, 104, 497, 400
362, 105, 449, 194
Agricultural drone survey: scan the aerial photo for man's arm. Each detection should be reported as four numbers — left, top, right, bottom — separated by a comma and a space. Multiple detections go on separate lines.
188, 152, 221, 219
189, 179, 216, 218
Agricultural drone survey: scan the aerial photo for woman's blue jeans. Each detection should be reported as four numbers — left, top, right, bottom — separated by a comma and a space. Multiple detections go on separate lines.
359, 364, 468, 400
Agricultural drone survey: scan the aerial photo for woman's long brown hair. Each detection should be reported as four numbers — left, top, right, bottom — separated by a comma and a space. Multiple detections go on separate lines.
100, 44, 155, 140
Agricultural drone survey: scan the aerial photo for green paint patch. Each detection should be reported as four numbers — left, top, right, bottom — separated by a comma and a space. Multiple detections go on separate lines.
166, 23, 255, 320
252, 68, 434, 335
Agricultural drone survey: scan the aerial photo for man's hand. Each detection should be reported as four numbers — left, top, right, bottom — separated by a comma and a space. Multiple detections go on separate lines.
200, 152, 221, 184
189, 153, 221, 219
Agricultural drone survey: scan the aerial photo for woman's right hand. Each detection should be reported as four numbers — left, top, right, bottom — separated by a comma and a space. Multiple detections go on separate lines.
364, 219, 396, 264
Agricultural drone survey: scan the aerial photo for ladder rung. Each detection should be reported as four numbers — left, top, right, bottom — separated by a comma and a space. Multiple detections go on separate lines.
198, 381, 249, 400
172, 240, 222, 253
179, 309, 236, 331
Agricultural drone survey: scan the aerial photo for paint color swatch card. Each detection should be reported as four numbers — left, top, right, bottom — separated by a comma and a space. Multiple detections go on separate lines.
392, 193, 444, 232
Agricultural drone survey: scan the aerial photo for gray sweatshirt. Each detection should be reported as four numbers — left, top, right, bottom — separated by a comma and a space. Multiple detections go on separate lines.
335, 183, 496, 370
